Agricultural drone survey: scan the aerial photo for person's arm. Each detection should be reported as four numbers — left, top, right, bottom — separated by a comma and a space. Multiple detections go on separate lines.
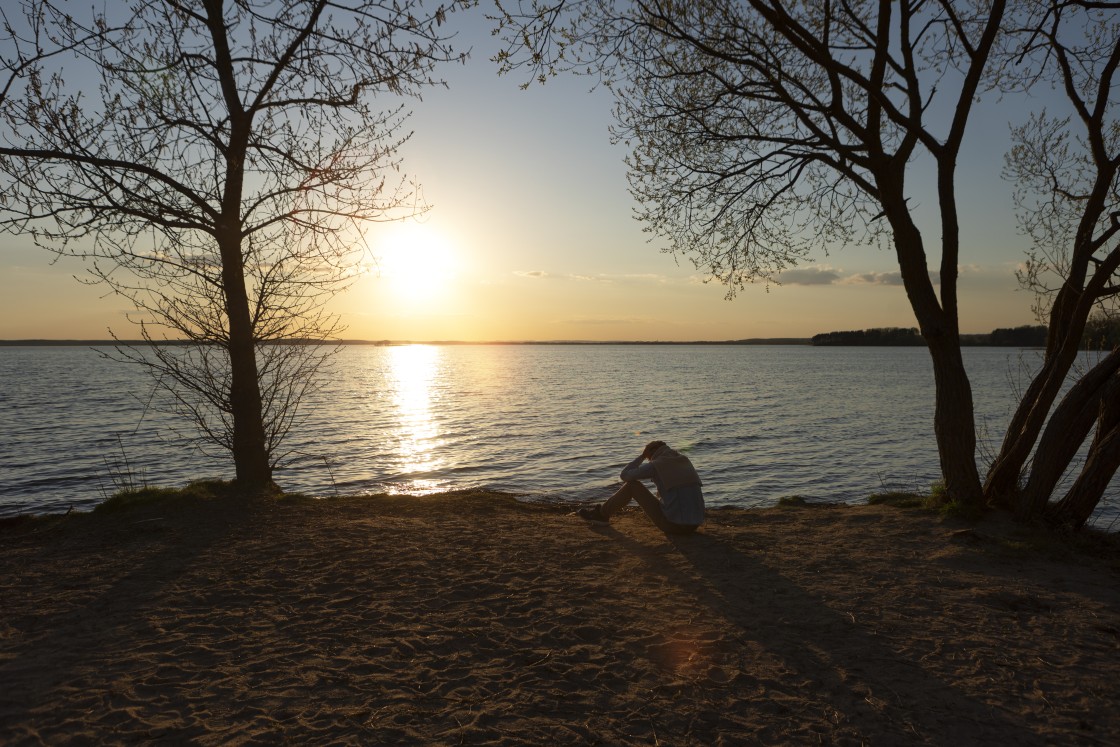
620, 454, 655, 482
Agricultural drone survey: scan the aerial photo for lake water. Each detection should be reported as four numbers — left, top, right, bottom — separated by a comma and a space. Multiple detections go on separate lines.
2, 344, 1116, 528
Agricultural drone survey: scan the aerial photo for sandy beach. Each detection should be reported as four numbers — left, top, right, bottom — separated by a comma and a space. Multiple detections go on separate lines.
1, 490, 1118, 745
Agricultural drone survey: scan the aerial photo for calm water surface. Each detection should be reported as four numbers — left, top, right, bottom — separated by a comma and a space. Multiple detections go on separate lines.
2, 344, 1116, 527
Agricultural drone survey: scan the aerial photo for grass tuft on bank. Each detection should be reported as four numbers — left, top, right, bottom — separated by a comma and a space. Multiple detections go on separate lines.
94, 479, 237, 514
867, 482, 986, 521
867, 491, 929, 509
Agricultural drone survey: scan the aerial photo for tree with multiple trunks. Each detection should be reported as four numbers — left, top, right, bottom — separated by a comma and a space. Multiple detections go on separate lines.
494, 0, 1120, 527
0, 0, 467, 493
984, 1, 1120, 527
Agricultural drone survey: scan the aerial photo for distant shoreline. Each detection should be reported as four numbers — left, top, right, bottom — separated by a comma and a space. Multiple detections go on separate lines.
0, 326, 1049, 347
0, 338, 1048, 348
0, 338, 814, 346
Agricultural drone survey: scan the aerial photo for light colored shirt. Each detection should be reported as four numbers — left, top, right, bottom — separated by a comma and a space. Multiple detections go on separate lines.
620, 447, 705, 526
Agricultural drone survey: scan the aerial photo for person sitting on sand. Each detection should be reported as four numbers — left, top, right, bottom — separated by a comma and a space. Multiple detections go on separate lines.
578, 440, 704, 535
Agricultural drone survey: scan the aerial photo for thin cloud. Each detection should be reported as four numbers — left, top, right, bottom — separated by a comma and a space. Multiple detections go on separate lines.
838, 271, 905, 286
789, 263, 1018, 288
516, 270, 669, 285
521, 262, 1016, 293
554, 316, 645, 325
777, 267, 841, 285
777, 265, 905, 286
515, 270, 605, 282
619, 273, 670, 285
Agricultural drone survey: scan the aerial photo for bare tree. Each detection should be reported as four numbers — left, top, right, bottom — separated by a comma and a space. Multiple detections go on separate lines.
496, 0, 1006, 505
0, 0, 467, 493
498, 0, 1120, 526
983, 0, 1120, 527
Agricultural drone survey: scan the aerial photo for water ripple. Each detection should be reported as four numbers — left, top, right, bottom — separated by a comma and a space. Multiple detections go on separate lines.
1, 344, 1117, 528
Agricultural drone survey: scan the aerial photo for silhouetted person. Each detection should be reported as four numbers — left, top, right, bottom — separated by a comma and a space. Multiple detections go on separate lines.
578, 440, 704, 535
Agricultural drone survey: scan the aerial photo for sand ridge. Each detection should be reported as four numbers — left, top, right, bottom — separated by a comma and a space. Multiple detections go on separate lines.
0, 491, 1117, 744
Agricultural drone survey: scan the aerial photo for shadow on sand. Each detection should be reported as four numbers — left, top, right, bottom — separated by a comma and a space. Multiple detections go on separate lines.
587, 520, 1047, 745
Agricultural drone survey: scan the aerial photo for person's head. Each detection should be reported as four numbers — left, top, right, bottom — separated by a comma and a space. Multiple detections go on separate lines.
643, 440, 667, 460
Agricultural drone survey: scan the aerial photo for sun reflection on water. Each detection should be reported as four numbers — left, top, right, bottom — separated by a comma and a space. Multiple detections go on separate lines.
386, 344, 444, 490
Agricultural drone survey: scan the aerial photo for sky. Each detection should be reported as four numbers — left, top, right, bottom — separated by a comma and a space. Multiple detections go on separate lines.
0, 6, 1047, 342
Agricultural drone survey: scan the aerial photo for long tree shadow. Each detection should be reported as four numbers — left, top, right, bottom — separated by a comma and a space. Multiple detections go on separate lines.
589, 522, 1047, 745
0, 497, 250, 729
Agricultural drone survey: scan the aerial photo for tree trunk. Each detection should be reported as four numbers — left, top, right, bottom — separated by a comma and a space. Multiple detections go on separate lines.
1048, 374, 1120, 529
984, 357, 1063, 504
927, 333, 983, 503
218, 228, 274, 492
1016, 349, 1120, 520
216, 112, 272, 492
207, 3, 275, 495
984, 286, 1089, 505
881, 189, 983, 505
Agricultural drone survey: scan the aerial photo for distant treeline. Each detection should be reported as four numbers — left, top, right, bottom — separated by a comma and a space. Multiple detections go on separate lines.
984, 325, 1050, 347
813, 320, 1120, 348
812, 327, 926, 346
811, 325, 1050, 347
1081, 315, 1120, 350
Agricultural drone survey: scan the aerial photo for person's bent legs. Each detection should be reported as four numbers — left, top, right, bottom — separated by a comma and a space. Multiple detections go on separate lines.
598, 480, 697, 535
599, 480, 648, 518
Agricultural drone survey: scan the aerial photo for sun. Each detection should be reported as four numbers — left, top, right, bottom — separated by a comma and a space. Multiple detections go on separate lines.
372, 219, 458, 302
